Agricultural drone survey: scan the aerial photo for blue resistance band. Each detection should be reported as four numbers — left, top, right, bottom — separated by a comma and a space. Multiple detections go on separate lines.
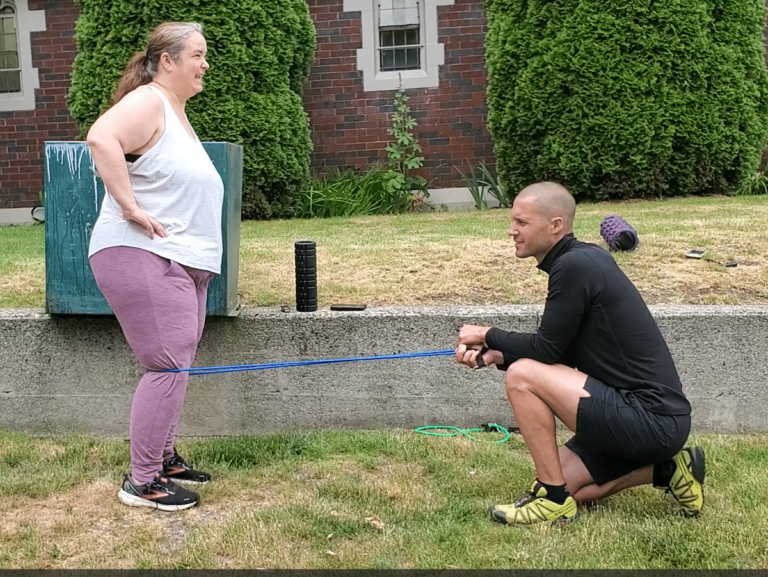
167, 348, 456, 376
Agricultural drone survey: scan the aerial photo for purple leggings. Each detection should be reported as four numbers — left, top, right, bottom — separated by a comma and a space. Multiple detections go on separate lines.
90, 246, 214, 484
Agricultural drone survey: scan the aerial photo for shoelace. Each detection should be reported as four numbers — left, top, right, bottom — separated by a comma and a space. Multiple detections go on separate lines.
148, 476, 178, 495
164, 456, 187, 469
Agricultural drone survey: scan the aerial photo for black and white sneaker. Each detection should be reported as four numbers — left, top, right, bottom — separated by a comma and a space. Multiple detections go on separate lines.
162, 447, 211, 484
118, 473, 199, 511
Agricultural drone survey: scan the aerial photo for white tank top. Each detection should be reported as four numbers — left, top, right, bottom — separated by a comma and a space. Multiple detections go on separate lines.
88, 85, 224, 274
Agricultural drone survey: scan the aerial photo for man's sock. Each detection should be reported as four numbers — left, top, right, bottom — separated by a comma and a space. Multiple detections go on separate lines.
536, 479, 570, 504
653, 459, 675, 488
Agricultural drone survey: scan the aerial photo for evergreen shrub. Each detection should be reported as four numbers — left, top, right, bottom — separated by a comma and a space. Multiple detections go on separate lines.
69, 0, 315, 219
485, 0, 768, 201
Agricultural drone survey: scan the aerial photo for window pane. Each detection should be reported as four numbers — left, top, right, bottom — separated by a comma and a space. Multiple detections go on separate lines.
0, 70, 21, 93
406, 28, 419, 46
3, 16, 14, 34
406, 47, 420, 69
380, 29, 393, 47
394, 48, 406, 69
380, 49, 394, 71
402, 7, 419, 24
8, 69, 19, 91
1, 30, 17, 51
379, 0, 419, 27
396, 29, 406, 46
1, 51, 19, 68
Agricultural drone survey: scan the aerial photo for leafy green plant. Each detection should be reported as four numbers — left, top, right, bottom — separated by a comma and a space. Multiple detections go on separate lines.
383, 84, 428, 210
740, 171, 768, 195
476, 161, 513, 207
455, 160, 513, 209
455, 160, 488, 210
295, 167, 413, 219
486, 0, 768, 201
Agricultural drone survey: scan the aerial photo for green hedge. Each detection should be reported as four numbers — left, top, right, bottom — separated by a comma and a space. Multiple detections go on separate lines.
485, 0, 768, 201
69, 0, 315, 219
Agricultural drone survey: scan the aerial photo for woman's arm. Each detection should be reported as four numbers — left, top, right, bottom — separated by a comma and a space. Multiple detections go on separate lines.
86, 87, 167, 238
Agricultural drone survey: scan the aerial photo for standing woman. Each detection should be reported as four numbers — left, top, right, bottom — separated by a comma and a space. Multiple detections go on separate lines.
87, 22, 222, 511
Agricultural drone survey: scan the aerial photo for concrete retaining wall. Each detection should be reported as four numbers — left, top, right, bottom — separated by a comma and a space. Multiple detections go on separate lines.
1, 305, 766, 437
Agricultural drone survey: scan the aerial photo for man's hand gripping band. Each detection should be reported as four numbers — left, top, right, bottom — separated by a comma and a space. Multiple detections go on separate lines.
474, 346, 491, 370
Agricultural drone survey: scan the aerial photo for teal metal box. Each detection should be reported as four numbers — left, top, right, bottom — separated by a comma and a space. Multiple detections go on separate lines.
44, 141, 242, 316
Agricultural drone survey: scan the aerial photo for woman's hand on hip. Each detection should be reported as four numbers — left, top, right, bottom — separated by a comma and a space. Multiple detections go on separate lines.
122, 206, 167, 239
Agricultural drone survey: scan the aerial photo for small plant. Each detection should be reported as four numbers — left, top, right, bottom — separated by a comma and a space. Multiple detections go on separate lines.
456, 160, 488, 210
477, 161, 513, 207
384, 82, 428, 209
295, 166, 415, 219
455, 160, 513, 208
741, 171, 768, 196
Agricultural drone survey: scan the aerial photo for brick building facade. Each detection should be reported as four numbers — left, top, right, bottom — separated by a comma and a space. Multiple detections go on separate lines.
0, 0, 80, 209
0, 0, 493, 210
304, 0, 493, 187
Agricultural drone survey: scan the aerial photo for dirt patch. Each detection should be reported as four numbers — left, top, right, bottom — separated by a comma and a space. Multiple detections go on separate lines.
0, 477, 287, 569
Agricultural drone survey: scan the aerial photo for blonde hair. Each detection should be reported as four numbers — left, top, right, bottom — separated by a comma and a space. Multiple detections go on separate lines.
111, 22, 203, 105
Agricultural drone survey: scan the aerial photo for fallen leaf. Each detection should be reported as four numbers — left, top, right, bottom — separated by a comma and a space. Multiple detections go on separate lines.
326, 550, 336, 556
365, 516, 385, 530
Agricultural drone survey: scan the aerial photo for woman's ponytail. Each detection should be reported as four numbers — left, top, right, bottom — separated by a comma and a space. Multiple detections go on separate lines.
110, 52, 152, 106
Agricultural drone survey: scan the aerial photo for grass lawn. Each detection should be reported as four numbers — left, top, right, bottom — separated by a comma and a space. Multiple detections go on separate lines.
2, 195, 768, 308
1, 430, 766, 569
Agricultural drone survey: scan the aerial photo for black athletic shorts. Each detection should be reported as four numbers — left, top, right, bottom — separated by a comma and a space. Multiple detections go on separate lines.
565, 376, 691, 486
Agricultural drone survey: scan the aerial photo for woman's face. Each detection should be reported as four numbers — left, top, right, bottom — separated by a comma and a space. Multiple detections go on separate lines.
172, 31, 209, 97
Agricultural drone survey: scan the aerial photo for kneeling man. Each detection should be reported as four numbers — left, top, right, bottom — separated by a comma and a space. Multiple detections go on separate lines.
456, 182, 704, 525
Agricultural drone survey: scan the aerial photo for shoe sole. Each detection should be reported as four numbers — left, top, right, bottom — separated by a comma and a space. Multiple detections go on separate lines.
168, 477, 210, 486
678, 447, 705, 517
118, 489, 198, 512
687, 446, 706, 485
488, 505, 580, 526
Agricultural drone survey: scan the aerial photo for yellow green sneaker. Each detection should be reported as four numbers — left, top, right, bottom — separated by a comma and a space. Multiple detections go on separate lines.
668, 446, 705, 517
489, 481, 579, 526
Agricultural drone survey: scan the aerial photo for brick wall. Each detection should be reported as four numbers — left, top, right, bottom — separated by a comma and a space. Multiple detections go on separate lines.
304, 0, 494, 188
0, 1, 80, 209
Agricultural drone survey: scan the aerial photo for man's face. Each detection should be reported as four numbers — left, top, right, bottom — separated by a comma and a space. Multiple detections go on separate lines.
508, 196, 555, 262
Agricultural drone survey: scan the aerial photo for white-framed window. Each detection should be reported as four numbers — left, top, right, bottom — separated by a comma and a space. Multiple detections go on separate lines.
0, 0, 46, 111
378, 1, 421, 73
344, 0, 454, 91
0, 2, 21, 93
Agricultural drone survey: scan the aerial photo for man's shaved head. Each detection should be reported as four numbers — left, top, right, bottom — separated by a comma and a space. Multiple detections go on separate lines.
516, 182, 575, 232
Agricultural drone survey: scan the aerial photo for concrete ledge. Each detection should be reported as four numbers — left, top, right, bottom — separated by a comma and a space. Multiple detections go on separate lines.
421, 187, 501, 211
0, 207, 36, 226
1, 305, 767, 437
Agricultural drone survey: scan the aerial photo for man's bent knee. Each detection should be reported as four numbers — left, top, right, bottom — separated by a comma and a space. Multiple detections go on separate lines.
504, 358, 545, 394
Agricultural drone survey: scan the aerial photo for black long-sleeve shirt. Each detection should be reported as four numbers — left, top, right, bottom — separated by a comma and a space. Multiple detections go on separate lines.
485, 235, 690, 416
